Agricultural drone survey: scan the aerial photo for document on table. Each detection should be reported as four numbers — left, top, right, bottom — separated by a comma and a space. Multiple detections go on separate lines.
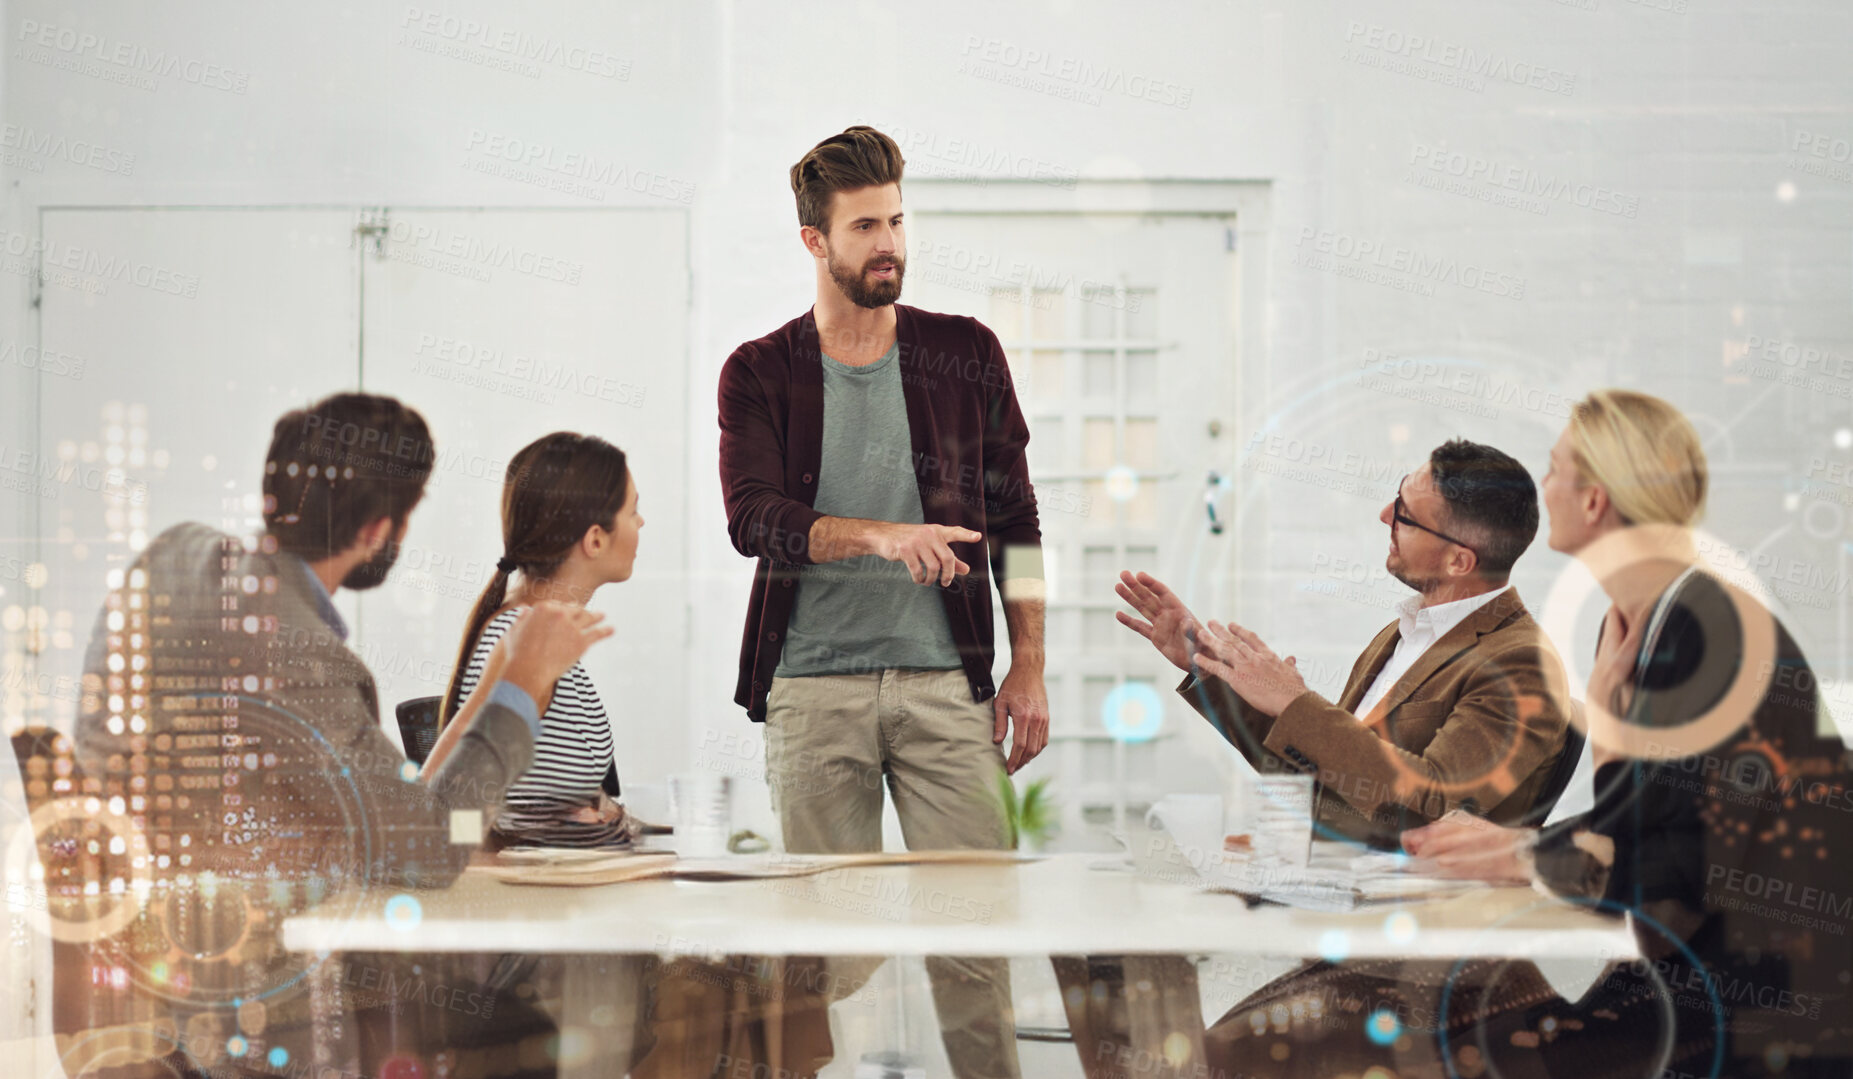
1199, 844, 1471, 911
1118, 829, 1469, 911
480, 847, 1031, 887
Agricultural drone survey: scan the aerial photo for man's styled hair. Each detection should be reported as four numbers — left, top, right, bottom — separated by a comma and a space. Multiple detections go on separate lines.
790, 125, 905, 234
1427, 439, 1539, 579
262, 392, 434, 560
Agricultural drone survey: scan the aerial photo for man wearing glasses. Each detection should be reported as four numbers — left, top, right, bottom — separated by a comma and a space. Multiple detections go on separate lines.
1055, 439, 1576, 1075
1122, 438, 1574, 846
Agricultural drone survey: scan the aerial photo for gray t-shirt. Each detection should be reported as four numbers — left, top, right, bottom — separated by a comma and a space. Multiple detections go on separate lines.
775, 344, 964, 677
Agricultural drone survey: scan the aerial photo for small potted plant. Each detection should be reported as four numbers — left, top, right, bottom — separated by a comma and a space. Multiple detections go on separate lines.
997, 770, 1057, 853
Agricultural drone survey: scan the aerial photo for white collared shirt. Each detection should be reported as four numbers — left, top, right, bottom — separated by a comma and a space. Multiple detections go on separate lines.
1352, 584, 1514, 719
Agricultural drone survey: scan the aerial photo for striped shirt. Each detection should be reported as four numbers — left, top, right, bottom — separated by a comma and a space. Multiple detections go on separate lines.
458, 607, 629, 848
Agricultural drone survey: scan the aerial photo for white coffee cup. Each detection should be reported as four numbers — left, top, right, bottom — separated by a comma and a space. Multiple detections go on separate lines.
1144, 793, 1226, 869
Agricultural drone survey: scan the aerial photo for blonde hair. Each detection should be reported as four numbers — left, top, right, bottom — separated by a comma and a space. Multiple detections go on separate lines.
1566, 389, 1708, 527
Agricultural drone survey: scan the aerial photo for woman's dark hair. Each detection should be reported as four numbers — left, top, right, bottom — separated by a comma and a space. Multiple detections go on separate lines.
441, 432, 629, 725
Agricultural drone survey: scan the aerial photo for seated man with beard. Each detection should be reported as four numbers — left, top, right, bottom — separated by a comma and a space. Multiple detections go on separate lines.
64, 392, 610, 1079
1056, 438, 1575, 1077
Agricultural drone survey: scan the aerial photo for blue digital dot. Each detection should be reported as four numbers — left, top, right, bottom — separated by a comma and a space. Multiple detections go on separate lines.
225, 1036, 248, 1057
268, 1046, 289, 1067
1318, 929, 1351, 962
1102, 682, 1164, 743
1366, 1008, 1403, 1045
384, 893, 422, 932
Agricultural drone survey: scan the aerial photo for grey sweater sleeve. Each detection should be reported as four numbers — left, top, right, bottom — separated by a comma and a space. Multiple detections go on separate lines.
331, 698, 535, 889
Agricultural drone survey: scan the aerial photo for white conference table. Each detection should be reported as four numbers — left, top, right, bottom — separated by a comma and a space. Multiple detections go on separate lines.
283, 854, 1637, 1076
283, 852, 1637, 961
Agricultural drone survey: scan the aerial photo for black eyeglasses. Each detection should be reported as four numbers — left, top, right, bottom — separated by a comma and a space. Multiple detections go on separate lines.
1392, 477, 1479, 557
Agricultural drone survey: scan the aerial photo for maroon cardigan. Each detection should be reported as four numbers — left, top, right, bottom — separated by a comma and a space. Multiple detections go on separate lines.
719, 304, 1042, 720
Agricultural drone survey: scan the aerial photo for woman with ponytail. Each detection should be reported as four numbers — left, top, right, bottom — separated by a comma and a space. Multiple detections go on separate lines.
423, 431, 644, 849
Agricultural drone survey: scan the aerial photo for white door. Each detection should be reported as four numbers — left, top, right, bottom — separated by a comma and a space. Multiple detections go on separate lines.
30, 208, 363, 730
907, 196, 1247, 831
26, 207, 692, 789
356, 208, 690, 783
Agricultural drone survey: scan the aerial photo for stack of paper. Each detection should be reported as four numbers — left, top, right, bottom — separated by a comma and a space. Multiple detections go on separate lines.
1199, 842, 1468, 911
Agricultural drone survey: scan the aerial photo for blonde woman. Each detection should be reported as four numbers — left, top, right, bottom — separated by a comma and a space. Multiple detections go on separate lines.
1402, 390, 1850, 1078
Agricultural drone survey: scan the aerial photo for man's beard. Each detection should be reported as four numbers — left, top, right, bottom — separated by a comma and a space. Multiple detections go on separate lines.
341, 536, 402, 591
827, 248, 904, 309
1384, 545, 1426, 594
1385, 558, 1438, 595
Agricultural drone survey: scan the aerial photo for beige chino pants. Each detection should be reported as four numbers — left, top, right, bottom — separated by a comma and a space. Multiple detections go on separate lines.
765, 668, 1021, 1079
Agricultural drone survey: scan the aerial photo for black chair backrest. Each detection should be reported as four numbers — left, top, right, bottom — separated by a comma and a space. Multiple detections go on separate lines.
1533, 709, 1588, 821
396, 696, 443, 766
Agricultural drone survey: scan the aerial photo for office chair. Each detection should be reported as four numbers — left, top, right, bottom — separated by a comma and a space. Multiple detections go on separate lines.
395, 696, 443, 766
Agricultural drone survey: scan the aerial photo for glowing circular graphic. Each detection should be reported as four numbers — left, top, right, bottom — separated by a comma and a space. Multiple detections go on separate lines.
1539, 524, 1780, 762
267, 1047, 289, 1068
7, 795, 152, 944
225, 1036, 247, 1058
1440, 897, 1702, 1079
73, 693, 380, 1009
1318, 929, 1350, 962
1366, 1008, 1403, 1046
1381, 910, 1418, 945
385, 893, 423, 932
1102, 682, 1165, 742
1104, 465, 1140, 502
